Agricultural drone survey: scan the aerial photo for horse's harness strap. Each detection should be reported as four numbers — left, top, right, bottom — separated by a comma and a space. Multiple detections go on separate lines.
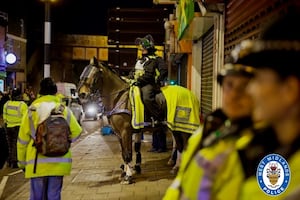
100, 87, 129, 98
105, 99, 131, 116
104, 87, 131, 117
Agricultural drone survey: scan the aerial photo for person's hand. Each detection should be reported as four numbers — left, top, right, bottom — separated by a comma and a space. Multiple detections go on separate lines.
120, 76, 129, 82
121, 76, 137, 86
132, 81, 140, 86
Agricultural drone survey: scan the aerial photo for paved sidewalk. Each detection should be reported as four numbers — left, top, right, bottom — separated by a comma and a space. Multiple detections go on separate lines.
1, 129, 175, 200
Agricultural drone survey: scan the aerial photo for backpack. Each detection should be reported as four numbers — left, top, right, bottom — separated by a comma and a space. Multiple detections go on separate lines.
29, 104, 71, 173
35, 105, 71, 157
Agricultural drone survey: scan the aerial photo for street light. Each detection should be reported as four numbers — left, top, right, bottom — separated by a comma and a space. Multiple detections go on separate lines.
41, 0, 57, 78
5, 53, 17, 65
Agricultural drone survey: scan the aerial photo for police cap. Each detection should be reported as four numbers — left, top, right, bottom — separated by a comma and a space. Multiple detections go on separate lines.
217, 63, 254, 85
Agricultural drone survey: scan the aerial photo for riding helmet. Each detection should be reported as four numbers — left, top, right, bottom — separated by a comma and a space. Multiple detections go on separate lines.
135, 34, 157, 53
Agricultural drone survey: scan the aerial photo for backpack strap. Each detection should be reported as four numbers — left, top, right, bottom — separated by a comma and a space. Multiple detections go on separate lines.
66, 108, 71, 125
56, 104, 71, 125
28, 107, 39, 173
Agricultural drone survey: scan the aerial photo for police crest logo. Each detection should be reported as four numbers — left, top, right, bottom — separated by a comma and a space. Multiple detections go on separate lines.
256, 153, 291, 196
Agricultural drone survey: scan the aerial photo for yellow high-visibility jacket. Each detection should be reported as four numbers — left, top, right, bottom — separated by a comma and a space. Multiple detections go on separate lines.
17, 95, 82, 178
3, 100, 28, 127
163, 125, 253, 200
164, 121, 300, 200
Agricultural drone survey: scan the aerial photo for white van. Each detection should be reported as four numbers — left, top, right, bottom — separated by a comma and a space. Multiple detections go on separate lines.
56, 82, 78, 100
56, 82, 83, 123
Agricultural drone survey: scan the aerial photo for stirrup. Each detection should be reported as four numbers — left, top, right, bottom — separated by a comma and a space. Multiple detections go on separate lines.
151, 117, 157, 127
150, 117, 167, 127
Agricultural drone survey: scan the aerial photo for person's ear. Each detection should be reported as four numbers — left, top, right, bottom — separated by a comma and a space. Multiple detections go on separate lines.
282, 76, 300, 104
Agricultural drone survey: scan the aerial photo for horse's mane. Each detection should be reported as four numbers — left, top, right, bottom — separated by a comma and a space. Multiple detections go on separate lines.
98, 61, 127, 83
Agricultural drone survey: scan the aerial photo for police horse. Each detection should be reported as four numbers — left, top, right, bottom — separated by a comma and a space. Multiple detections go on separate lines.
78, 57, 200, 184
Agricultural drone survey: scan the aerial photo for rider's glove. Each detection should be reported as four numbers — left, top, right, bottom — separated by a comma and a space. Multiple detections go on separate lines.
132, 81, 139, 86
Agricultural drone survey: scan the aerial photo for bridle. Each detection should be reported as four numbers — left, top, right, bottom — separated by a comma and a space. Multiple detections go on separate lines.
89, 64, 131, 116
92, 65, 130, 99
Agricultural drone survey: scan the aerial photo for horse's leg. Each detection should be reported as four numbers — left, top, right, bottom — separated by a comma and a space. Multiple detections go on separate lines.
167, 133, 177, 166
118, 137, 126, 179
110, 114, 135, 184
172, 150, 181, 173
120, 127, 134, 184
170, 131, 191, 174
133, 131, 142, 174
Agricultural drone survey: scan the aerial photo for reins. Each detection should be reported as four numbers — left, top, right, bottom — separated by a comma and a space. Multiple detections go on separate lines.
98, 68, 131, 116
80, 61, 132, 117
99, 86, 129, 99
101, 86, 131, 117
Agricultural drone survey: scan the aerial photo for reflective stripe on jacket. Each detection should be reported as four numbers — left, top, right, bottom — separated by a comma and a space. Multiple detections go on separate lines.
17, 95, 82, 178
3, 100, 28, 127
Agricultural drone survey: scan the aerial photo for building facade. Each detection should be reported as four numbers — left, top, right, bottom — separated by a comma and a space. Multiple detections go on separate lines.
0, 11, 27, 93
161, 0, 297, 118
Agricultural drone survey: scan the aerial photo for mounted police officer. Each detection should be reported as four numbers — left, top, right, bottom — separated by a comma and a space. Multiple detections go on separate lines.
3, 88, 28, 168
130, 34, 168, 123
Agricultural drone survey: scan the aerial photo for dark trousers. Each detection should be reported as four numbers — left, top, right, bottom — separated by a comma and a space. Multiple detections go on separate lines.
152, 128, 167, 151
5, 126, 19, 167
140, 84, 162, 121
0, 127, 8, 169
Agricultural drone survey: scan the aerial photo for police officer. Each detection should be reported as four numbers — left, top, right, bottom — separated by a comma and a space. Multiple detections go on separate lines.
163, 61, 255, 200
234, 7, 300, 200
3, 88, 28, 168
130, 34, 168, 122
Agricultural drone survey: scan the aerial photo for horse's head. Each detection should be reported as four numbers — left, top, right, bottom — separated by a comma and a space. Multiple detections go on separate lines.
78, 57, 129, 103
78, 57, 102, 100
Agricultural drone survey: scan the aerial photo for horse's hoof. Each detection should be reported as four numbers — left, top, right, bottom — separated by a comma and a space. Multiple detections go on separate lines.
167, 159, 175, 166
134, 165, 141, 174
120, 176, 134, 184
120, 180, 132, 185
170, 166, 179, 175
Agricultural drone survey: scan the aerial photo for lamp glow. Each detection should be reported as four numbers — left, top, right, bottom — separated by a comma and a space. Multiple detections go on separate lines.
5, 53, 17, 65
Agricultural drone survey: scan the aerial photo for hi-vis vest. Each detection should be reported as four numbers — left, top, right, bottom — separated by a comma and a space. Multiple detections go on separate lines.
134, 55, 160, 81
163, 127, 253, 200
17, 95, 82, 178
3, 100, 28, 127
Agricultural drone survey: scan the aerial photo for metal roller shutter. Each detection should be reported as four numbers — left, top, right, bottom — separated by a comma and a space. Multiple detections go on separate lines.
200, 27, 214, 117
224, 0, 296, 56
